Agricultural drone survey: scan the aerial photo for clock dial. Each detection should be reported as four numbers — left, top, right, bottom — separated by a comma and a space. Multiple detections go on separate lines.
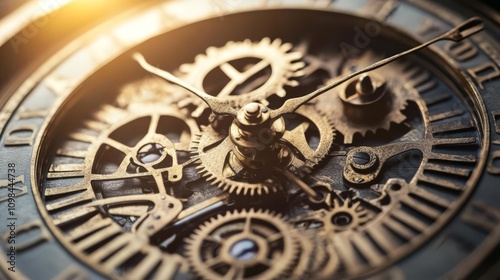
1, 0, 500, 279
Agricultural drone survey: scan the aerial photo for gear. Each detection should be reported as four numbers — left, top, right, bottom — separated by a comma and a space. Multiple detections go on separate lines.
281, 104, 335, 174
177, 37, 305, 117
185, 209, 299, 280
317, 51, 418, 144
87, 102, 200, 229
191, 104, 335, 195
291, 195, 371, 233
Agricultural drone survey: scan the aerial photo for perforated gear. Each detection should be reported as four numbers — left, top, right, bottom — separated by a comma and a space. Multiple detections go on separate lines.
185, 209, 299, 280
177, 37, 305, 117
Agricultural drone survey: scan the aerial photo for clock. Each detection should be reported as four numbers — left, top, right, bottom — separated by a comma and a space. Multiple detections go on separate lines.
1, 0, 499, 279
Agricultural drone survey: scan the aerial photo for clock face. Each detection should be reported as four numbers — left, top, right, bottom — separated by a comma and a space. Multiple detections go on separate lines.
1, 1, 500, 279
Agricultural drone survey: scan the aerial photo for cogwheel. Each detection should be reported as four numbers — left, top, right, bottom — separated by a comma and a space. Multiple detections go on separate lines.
322, 197, 371, 232
185, 209, 299, 280
191, 125, 278, 196
291, 195, 371, 233
191, 104, 334, 196
317, 51, 419, 144
177, 37, 305, 117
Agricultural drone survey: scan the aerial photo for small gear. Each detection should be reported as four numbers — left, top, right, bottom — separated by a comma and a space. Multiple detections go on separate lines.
191, 125, 279, 196
191, 104, 335, 195
322, 197, 371, 232
292, 195, 371, 233
185, 209, 299, 280
177, 37, 305, 117
317, 51, 418, 144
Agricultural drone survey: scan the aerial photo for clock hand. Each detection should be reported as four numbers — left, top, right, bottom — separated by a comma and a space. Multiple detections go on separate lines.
269, 17, 484, 118
133, 53, 238, 116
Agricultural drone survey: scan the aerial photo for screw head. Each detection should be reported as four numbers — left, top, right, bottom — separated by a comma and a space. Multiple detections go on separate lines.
353, 151, 372, 165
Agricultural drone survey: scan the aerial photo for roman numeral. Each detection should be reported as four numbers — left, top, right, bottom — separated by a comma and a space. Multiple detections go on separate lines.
444, 40, 478, 62
0, 174, 27, 202
467, 61, 500, 89
2, 220, 52, 252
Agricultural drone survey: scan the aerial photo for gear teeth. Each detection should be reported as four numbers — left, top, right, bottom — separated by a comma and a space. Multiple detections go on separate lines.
289, 105, 335, 173
190, 93, 333, 197
185, 208, 298, 280
323, 52, 418, 145
177, 37, 305, 117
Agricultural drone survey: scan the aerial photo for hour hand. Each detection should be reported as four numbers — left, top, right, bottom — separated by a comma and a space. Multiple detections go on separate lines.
133, 53, 238, 116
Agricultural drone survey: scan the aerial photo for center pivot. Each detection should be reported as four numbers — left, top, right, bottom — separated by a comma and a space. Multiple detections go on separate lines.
229, 102, 285, 169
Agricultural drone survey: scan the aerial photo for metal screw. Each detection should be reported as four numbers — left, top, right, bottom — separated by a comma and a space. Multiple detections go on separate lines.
353, 151, 372, 165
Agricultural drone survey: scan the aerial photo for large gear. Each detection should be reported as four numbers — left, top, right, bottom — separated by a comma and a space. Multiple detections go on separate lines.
191, 104, 335, 195
317, 51, 419, 144
185, 209, 299, 280
177, 37, 305, 117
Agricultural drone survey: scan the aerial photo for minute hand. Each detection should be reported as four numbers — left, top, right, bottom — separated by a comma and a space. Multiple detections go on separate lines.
269, 17, 484, 118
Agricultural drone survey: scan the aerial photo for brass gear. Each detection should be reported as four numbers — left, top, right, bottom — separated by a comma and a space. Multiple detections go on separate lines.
177, 37, 305, 117
292, 196, 371, 233
191, 104, 335, 195
317, 52, 419, 144
185, 209, 299, 280
322, 197, 371, 232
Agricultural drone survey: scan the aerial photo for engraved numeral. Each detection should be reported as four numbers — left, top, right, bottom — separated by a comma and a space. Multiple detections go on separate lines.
487, 150, 500, 175
491, 110, 500, 175
0, 174, 27, 202
4, 124, 38, 146
467, 61, 500, 89
444, 40, 478, 62
492, 110, 500, 134
4, 107, 49, 146
1, 220, 52, 252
